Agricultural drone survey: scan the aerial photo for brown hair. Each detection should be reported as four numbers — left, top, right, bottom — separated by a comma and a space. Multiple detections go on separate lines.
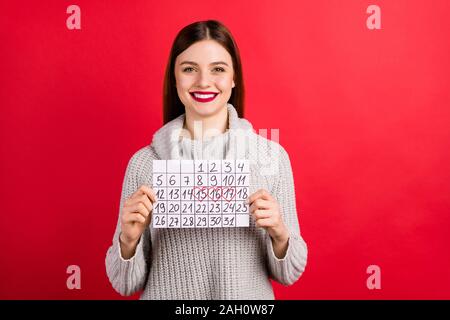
163, 20, 245, 124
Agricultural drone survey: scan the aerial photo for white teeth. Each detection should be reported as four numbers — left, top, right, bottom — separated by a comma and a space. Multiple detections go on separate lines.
192, 93, 217, 99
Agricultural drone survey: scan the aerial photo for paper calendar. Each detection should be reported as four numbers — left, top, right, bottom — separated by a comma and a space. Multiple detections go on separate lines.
152, 159, 250, 228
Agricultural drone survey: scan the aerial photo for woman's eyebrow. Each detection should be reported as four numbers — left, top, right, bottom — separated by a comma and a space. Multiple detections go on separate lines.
180, 61, 229, 67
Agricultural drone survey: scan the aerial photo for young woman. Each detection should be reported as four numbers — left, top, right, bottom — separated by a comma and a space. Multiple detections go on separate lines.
105, 20, 308, 300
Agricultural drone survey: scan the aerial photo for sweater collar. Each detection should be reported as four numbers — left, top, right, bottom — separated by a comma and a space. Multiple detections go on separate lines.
151, 103, 254, 160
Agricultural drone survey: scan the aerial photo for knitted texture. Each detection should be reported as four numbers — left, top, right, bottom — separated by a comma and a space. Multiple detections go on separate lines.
105, 104, 308, 299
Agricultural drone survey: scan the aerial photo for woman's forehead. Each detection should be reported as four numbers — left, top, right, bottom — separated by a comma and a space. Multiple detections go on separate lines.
176, 40, 232, 65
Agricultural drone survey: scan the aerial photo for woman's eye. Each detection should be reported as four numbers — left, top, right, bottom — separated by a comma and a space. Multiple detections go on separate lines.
213, 67, 225, 72
182, 67, 194, 72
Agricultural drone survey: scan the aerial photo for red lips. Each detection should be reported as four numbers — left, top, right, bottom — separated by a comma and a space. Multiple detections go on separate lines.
190, 91, 219, 103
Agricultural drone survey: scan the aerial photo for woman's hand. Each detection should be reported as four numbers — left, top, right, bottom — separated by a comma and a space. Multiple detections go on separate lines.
248, 189, 290, 258
119, 185, 156, 258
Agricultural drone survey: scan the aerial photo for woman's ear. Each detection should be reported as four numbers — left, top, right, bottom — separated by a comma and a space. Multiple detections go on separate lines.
232, 80, 235, 88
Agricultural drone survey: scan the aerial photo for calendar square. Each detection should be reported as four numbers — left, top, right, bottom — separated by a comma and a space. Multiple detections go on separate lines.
166, 174, 180, 187
153, 160, 166, 173
222, 215, 236, 227
167, 201, 180, 215
180, 173, 194, 187
195, 215, 208, 228
167, 160, 181, 173
194, 173, 208, 187
235, 159, 250, 173
208, 174, 220, 187
208, 201, 221, 214
180, 160, 194, 173
181, 201, 194, 214
154, 187, 167, 201
153, 215, 167, 228
236, 214, 250, 227
167, 215, 180, 228
221, 160, 234, 173
181, 215, 195, 228
153, 173, 166, 187
180, 187, 194, 201
236, 186, 249, 201
167, 187, 181, 201
236, 174, 249, 187
236, 201, 249, 214
208, 160, 221, 173
209, 215, 222, 228
194, 160, 208, 174
153, 201, 167, 215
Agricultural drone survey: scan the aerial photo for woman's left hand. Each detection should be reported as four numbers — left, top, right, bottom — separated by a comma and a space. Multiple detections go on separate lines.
248, 189, 289, 244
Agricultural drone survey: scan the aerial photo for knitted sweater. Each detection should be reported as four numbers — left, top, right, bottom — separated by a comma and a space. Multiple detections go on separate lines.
105, 103, 308, 299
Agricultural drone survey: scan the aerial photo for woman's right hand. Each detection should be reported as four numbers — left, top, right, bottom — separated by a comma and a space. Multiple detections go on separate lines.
119, 185, 156, 250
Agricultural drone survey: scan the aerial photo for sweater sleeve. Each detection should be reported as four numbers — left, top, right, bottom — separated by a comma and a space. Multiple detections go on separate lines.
265, 146, 308, 286
105, 152, 152, 296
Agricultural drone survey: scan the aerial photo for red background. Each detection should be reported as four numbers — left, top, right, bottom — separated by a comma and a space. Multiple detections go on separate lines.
1, 0, 449, 299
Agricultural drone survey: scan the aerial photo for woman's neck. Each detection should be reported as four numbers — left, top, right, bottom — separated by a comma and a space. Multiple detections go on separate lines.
183, 105, 229, 140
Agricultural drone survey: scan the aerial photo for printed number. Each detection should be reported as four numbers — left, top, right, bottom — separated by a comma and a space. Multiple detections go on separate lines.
169, 175, 176, 186
236, 203, 248, 213
168, 203, 180, 213
210, 162, 217, 172
196, 203, 207, 214
209, 202, 221, 213
182, 216, 194, 227
169, 216, 179, 227
223, 188, 235, 199
169, 188, 180, 200
155, 202, 166, 214
222, 175, 234, 186
209, 188, 221, 201
156, 174, 163, 186
210, 216, 222, 226
156, 189, 165, 200
195, 189, 207, 201
196, 216, 207, 227
182, 203, 193, 213
224, 162, 232, 173
182, 189, 193, 200
237, 188, 248, 199
223, 202, 235, 213
236, 175, 247, 186
223, 216, 235, 227
154, 215, 166, 226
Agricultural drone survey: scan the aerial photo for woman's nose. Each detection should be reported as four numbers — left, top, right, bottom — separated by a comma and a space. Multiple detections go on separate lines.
196, 70, 212, 87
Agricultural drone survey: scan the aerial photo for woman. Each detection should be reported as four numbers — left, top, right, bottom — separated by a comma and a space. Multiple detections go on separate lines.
105, 20, 308, 300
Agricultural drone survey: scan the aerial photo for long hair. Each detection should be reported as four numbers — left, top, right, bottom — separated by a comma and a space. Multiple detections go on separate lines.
163, 20, 245, 124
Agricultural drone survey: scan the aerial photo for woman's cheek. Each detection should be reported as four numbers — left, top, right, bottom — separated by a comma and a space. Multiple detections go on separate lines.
177, 76, 194, 92
216, 77, 234, 96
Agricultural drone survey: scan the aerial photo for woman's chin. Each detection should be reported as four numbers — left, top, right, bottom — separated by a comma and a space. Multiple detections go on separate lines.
188, 101, 225, 117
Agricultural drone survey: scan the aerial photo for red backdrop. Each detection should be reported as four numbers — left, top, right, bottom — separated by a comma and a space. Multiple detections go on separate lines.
1, 0, 449, 299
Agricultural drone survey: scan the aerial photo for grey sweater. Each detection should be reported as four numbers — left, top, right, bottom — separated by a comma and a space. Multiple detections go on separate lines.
105, 103, 308, 299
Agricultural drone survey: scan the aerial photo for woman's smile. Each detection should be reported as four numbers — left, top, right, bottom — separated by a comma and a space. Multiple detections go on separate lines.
189, 91, 219, 103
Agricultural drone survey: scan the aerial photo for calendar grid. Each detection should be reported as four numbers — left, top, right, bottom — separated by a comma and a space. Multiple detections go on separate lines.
152, 159, 249, 229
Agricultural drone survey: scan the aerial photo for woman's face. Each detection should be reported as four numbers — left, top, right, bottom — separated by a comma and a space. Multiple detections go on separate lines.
174, 40, 235, 119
